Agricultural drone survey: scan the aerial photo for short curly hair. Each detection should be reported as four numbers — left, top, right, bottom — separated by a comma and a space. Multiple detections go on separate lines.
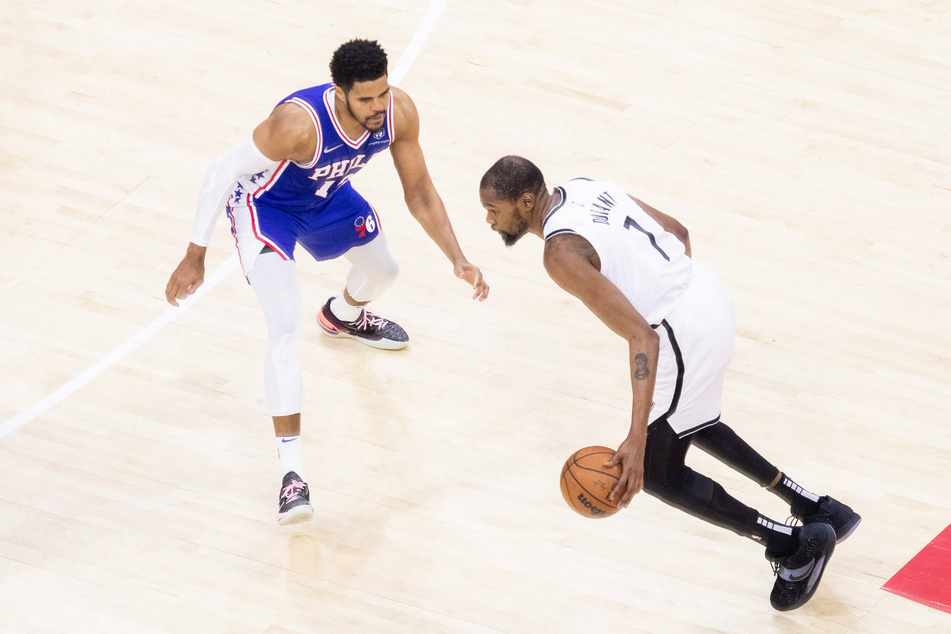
480, 156, 546, 202
329, 39, 388, 91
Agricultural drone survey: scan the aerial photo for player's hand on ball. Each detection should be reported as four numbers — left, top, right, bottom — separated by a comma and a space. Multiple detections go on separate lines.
454, 260, 489, 301
605, 437, 645, 509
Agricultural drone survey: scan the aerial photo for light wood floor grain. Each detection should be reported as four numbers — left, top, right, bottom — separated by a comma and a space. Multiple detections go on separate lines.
2, 0, 950, 632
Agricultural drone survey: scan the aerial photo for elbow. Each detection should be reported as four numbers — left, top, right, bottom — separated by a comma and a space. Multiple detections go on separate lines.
403, 188, 432, 217
674, 223, 691, 256
632, 326, 660, 351
674, 222, 689, 246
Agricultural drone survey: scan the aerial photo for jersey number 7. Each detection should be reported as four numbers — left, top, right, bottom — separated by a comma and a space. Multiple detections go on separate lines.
623, 216, 670, 261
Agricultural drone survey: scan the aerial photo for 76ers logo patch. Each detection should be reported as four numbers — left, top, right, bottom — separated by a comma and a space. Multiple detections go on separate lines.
354, 213, 377, 238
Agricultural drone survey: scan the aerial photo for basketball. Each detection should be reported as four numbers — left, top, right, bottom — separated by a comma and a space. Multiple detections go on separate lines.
560, 445, 622, 518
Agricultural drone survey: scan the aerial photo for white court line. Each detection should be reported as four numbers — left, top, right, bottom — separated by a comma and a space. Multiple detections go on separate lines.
0, 0, 448, 439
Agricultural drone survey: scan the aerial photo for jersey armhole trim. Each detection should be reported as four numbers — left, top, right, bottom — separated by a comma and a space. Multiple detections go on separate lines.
386, 91, 395, 142
285, 97, 323, 169
544, 227, 579, 241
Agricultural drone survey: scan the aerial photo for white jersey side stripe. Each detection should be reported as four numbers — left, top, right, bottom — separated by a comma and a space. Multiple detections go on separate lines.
247, 195, 290, 260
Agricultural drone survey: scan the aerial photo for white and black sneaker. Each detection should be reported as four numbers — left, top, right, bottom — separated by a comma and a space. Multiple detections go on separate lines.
766, 523, 836, 611
277, 471, 313, 526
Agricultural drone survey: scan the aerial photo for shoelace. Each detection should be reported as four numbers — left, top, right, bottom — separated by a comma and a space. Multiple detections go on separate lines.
802, 536, 823, 559
281, 481, 306, 503
774, 534, 822, 578
355, 311, 389, 331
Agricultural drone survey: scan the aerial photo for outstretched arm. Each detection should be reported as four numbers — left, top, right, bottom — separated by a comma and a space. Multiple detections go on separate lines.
389, 89, 489, 301
544, 233, 659, 508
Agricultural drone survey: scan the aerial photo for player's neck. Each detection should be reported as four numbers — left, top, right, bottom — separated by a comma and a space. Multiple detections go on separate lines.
530, 188, 558, 237
333, 93, 367, 141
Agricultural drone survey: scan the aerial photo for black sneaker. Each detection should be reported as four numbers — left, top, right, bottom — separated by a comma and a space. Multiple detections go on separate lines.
277, 471, 314, 526
796, 496, 861, 544
317, 298, 409, 350
766, 523, 836, 611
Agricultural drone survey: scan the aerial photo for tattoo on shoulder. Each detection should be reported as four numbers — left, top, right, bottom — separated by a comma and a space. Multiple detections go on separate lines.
634, 353, 650, 380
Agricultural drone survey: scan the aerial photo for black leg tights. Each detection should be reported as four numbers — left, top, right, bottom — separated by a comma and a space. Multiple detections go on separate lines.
691, 422, 780, 487
642, 419, 762, 540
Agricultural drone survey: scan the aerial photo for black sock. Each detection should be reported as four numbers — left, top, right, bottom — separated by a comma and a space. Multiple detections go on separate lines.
768, 473, 822, 516
754, 516, 801, 556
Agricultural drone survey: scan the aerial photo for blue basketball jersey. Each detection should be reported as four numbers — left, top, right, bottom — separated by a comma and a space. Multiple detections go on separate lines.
231, 83, 394, 216
225, 83, 394, 264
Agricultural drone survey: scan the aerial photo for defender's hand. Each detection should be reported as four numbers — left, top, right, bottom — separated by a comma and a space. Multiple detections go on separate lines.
454, 261, 489, 301
165, 245, 207, 306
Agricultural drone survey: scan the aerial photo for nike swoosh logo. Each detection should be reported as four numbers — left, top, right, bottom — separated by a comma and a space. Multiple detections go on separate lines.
281, 438, 295, 443
781, 557, 820, 584
323, 144, 343, 153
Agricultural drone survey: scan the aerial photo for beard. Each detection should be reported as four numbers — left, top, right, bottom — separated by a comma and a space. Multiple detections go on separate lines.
363, 113, 386, 132
498, 215, 530, 247
344, 96, 385, 132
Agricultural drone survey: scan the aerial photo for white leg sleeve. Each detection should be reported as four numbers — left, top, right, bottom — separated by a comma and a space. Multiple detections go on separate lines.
247, 252, 303, 416
342, 230, 400, 303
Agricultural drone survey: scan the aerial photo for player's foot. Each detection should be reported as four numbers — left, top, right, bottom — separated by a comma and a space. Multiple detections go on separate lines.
277, 471, 314, 526
766, 523, 836, 611
317, 298, 409, 350
795, 496, 861, 544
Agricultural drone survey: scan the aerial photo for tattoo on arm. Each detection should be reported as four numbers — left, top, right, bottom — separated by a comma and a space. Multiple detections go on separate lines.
633, 353, 651, 380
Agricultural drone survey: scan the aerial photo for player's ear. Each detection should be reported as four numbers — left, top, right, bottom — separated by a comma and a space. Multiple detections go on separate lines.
517, 191, 535, 211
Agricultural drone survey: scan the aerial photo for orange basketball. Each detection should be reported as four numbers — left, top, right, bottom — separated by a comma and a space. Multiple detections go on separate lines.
560, 446, 622, 518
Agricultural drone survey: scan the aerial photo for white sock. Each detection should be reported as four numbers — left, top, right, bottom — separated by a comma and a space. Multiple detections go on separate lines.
276, 435, 305, 481
330, 292, 363, 322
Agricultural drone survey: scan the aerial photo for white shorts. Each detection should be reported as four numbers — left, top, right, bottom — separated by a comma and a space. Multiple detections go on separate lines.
649, 263, 735, 437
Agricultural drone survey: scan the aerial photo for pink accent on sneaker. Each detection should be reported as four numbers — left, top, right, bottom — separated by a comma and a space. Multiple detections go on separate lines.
317, 306, 344, 333
355, 311, 388, 331
281, 480, 307, 504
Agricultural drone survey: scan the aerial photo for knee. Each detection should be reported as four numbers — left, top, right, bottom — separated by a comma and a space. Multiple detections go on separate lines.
643, 465, 691, 499
372, 255, 400, 285
266, 310, 302, 344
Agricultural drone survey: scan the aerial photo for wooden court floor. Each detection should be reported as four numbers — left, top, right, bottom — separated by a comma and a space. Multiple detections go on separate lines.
2, 0, 950, 632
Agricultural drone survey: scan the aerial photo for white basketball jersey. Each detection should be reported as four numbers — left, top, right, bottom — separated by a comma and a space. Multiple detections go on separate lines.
542, 178, 693, 325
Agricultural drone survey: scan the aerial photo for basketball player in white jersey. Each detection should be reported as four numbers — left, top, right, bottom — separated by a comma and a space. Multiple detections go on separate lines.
164, 40, 489, 526
478, 155, 859, 611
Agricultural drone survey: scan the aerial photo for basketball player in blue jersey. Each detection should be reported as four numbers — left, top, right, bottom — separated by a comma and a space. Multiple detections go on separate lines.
165, 39, 489, 526
478, 156, 860, 611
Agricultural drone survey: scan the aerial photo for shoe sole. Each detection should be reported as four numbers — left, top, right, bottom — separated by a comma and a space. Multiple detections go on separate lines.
278, 504, 314, 526
836, 515, 861, 544
317, 316, 409, 350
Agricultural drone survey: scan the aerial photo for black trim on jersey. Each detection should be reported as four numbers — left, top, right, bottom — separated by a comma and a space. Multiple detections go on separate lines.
544, 228, 578, 241
658, 319, 685, 419
541, 186, 567, 231
677, 414, 722, 439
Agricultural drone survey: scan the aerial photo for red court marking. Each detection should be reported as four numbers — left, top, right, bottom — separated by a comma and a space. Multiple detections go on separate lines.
883, 524, 951, 614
